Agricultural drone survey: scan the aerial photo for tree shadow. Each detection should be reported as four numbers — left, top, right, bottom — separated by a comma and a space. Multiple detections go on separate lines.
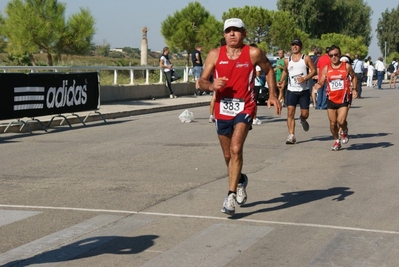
4, 235, 158, 267
230, 187, 354, 219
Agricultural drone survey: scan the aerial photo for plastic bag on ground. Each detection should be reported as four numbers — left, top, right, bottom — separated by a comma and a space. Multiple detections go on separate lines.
178, 109, 194, 123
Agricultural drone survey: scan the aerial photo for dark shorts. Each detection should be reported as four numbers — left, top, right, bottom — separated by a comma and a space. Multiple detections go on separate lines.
253, 85, 261, 99
216, 113, 253, 136
286, 89, 310, 109
327, 99, 350, 109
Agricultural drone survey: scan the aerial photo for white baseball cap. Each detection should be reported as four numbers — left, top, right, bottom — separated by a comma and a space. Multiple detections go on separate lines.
223, 18, 245, 31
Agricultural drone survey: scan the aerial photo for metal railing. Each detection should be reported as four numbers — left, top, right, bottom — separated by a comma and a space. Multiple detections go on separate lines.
0, 65, 191, 85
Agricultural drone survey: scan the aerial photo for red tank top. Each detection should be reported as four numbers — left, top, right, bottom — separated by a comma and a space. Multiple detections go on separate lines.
326, 63, 351, 104
214, 45, 256, 120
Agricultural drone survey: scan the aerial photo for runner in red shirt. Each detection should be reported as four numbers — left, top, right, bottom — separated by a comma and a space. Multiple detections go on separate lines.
199, 18, 281, 215
314, 45, 358, 151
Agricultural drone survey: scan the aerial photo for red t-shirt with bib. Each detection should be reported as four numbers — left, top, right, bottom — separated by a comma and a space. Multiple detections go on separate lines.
214, 45, 256, 120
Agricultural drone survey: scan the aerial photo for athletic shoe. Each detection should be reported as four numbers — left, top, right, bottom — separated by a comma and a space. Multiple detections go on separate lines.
170, 94, 174, 98
221, 193, 236, 215
236, 174, 248, 205
286, 134, 296, 145
340, 129, 349, 144
331, 140, 341, 151
299, 116, 310, 131
209, 115, 215, 123
252, 118, 262, 125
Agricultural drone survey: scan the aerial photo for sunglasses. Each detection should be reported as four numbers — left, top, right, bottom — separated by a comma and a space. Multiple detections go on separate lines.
224, 27, 243, 34
328, 53, 340, 58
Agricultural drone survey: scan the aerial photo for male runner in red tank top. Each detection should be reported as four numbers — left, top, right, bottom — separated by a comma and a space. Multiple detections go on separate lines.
314, 45, 358, 151
199, 18, 281, 215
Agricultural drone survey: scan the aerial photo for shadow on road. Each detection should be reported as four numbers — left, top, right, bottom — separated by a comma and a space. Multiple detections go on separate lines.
297, 132, 391, 144
346, 142, 393, 150
4, 235, 159, 267
231, 187, 354, 219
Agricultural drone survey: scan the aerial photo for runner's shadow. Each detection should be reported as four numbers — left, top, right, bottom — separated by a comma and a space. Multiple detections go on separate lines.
4, 235, 159, 267
346, 142, 393, 150
297, 132, 391, 144
231, 187, 354, 219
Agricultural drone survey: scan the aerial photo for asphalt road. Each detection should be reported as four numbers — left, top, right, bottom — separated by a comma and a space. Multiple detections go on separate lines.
0, 84, 399, 267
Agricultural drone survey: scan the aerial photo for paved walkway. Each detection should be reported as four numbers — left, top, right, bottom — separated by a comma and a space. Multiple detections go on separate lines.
1, 79, 394, 134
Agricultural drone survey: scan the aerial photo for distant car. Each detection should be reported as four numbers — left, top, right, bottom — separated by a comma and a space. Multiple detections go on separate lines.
257, 56, 279, 104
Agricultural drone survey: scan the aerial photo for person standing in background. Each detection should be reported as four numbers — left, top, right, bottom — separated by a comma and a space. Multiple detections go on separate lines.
374, 57, 385, 90
275, 49, 286, 106
159, 47, 177, 98
316, 47, 331, 109
352, 54, 365, 97
366, 62, 375, 87
191, 45, 203, 95
388, 58, 398, 89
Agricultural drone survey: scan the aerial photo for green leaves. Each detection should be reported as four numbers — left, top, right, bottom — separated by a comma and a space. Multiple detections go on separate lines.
376, 4, 399, 57
0, 0, 95, 66
160, 1, 221, 64
277, 0, 372, 46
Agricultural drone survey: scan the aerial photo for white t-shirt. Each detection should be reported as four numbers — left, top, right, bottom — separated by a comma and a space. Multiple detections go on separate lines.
160, 55, 171, 72
367, 64, 375, 76
393, 61, 398, 72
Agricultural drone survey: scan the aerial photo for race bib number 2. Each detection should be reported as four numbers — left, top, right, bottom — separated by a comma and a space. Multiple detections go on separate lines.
220, 98, 245, 116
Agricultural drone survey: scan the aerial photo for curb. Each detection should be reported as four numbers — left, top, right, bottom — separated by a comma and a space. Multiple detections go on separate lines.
0, 100, 210, 134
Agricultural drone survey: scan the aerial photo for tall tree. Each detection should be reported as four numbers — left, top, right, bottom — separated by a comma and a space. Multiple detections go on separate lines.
277, 0, 372, 46
376, 4, 399, 57
317, 33, 368, 58
222, 7, 307, 53
0, 0, 95, 66
160, 1, 222, 64
268, 10, 308, 53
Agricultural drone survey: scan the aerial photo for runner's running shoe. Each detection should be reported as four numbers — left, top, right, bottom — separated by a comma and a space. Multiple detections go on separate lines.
331, 140, 341, 151
236, 174, 248, 205
300, 116, 310, 131
221, 193, 236, 215
286, 134, 296, 145
340, 129, 349, 144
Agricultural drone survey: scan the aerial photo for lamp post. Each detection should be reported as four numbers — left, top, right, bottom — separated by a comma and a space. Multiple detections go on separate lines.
384, 41, 387, 80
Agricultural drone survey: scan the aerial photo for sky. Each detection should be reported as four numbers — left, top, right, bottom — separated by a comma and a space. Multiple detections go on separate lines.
0, 0, 395, 60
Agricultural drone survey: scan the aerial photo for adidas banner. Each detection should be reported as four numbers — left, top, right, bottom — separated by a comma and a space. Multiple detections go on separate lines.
0, 72, 100, 120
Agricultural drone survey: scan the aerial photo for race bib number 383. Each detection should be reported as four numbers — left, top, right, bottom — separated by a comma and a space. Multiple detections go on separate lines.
220, 98, 245, 116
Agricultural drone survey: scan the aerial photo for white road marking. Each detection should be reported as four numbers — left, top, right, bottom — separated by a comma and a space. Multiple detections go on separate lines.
0, 204, 398, 235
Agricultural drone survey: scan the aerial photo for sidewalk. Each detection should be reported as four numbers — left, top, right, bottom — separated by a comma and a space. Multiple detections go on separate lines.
0, 94, 212, 134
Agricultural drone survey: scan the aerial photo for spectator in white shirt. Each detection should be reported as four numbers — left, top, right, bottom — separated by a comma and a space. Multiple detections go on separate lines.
367, 62, 375, 87
374, 57, 385, 90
